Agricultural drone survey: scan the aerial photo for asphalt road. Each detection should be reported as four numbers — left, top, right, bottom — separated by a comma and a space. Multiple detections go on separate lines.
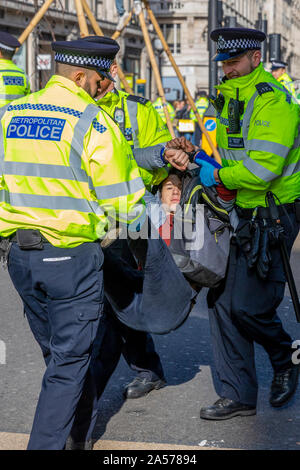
1, 236, 300, 450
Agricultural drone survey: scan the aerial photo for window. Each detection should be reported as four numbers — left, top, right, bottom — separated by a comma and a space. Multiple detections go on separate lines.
161, 23, 181, 54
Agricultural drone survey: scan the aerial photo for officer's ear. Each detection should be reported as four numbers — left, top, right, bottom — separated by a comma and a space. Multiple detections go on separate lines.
73, 70, 87, 88
251, 50, 262, 68
110, 62, 118, 80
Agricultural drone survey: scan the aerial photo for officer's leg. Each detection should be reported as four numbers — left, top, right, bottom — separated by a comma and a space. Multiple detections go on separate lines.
103, 241, 165, 398
231, 214, 298, 372
121, 324, 166, 398
207, 242, 258, 407
8, 242, 104, 450
67, 300, 124, 447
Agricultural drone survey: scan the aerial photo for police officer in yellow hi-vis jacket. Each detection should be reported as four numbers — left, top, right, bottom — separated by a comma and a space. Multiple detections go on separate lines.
0, 32, 30, 107
0, 37, 146, 450
194, 28, 300, 421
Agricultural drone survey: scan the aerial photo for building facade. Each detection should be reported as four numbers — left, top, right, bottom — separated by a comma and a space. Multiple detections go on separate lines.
1, 1, 300, 99
0, 0, 146, 93
151, 0, 300, 99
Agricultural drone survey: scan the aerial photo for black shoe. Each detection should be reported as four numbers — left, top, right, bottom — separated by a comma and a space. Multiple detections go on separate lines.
269, 364, 300, 408
200, 398, 256, 421
124, 376, 166, 399
65, 436, 93, 450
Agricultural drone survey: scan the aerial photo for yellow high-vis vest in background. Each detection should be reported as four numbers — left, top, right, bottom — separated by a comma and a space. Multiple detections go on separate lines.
0, 58, 30, 107
0, 75, 145, 247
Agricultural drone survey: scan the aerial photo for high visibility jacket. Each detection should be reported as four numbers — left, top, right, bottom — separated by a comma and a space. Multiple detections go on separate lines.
0, 58, 30, 107
216, 63, 300, 208
189, 97, 209, 120
0, 75, 145, 247
153, 97, 175, 123
277, 72, 297, 99
99, 89, 171, 188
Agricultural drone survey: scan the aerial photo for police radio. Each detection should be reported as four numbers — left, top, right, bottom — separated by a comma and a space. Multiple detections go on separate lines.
227, 88, 244, 134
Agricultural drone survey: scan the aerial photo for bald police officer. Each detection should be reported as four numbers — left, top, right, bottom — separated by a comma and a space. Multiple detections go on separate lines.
195, 28, 300, 420
0, 32, 30, 107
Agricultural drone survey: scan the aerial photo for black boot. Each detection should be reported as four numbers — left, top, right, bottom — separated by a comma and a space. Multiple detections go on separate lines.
200, 397, 256, 420
270, 364, 300, 408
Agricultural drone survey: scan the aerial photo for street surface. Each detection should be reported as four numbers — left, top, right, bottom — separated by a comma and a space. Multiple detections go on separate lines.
1, 235, 300, 451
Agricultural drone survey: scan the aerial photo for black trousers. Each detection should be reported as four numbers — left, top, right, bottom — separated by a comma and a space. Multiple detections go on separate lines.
98, 239, 164, 381
207, 213, 299, 406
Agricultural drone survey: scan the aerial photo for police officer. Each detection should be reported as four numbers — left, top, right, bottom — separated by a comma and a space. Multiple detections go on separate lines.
0, 37, 146, 449
83, 36, 187, 400
153, 95, 175, 124
271, 60, 297, 100
0, 32, 30, 107
194, 28, 300, 420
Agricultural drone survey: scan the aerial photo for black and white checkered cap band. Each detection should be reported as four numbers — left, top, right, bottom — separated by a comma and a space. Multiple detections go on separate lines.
55, 52, 113, 70
0, 41, 15, 51
217, 36, 261, 52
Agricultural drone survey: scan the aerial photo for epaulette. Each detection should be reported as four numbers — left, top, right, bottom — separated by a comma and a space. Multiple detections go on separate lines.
255, 83, 274, 96
127, 95, 150, 105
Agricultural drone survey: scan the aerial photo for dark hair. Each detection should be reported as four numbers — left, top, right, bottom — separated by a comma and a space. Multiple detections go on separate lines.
0, 47, 14, 59
157, 169, 183, 194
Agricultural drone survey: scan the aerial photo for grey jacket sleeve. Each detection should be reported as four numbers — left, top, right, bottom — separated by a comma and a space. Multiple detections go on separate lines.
132, 143, 166, 170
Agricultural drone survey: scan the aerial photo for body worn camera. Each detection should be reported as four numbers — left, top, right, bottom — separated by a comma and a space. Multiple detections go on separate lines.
228, 88, 244, 134
114, 106, 125, 135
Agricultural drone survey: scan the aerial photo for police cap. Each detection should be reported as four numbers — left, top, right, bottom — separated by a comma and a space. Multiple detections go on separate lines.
52, 36, 120, 82
210, 27, 266, 62
0, 32, 20, 52
271, 60, 288, 71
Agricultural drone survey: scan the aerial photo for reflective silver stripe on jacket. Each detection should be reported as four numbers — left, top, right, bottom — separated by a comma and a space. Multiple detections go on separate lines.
94, 176, 145, 200
0, 94, 25, 101
69, 103, 100, 191
126, 99, 140, 149
0, 189, 104, 214
241, 83, 300, 181
245, 139, 290, 159
243, 158, 279, 182
219, 148, 248, 162
3, 161, 88, 181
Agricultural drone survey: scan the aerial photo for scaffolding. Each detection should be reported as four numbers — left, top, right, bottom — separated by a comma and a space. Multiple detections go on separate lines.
16, 0, 221, 162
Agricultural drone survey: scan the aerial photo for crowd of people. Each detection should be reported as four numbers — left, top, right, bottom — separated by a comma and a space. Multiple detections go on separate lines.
0, 23, 300, 451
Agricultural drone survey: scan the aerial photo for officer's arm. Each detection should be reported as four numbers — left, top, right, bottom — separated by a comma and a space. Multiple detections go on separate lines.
86, 112, 146, 233
137, 101, 172, 147
219, 94, 297, 190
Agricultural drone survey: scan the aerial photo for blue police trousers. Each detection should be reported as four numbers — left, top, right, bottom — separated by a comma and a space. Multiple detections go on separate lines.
8, 241, 104, 450
207, 213, 299, 406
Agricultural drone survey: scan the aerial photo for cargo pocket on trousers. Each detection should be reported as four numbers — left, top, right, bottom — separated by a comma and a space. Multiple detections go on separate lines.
67, 301, 104, 357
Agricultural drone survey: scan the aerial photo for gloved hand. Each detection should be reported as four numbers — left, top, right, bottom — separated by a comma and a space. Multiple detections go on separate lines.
194, 150, 222, 187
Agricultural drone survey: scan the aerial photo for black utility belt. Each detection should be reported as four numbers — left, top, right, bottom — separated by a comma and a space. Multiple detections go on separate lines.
9, 229, 50, 250
236, 200, 300, 221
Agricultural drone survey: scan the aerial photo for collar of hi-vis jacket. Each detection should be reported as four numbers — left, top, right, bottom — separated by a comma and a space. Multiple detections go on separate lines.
216, 62, 278, 100
0, 58, 16, 68
45, 75, 98, 105
97, 88, 121, 108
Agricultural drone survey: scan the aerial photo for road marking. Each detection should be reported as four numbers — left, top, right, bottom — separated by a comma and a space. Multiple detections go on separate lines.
0, 432, 226, 450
